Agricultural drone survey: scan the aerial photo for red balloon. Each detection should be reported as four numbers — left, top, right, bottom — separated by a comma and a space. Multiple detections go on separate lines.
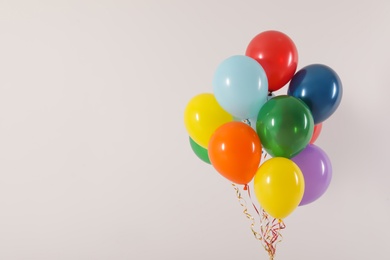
246, 30, 298, 92
208, 122, 262, 185
310, 123, 323, 144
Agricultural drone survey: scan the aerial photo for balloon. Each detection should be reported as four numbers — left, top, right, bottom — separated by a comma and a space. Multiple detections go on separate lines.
310, 123, 323, 144
189, 137, 210, 164
246, 30, 298, 92
288, 64, 343, 124
254, 157, 305, 219
184, 93, 233, 148
212, 55, 268, 119
291, 144, 332, 206
208, 121, 262, 184
256, 95, 314, 158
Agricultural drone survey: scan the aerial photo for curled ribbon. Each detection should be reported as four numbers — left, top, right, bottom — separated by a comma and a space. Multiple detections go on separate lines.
232, 183, 285, 259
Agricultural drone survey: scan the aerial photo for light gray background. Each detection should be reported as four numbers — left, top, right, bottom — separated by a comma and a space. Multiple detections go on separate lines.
0, 0, 389, 259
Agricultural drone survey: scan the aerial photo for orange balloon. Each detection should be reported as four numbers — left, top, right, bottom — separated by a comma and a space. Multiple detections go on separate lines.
310, 123, 323, 144
208, 122, 262, 184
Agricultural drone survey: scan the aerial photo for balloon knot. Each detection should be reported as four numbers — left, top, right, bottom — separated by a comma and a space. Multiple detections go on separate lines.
243, 184, 248, 191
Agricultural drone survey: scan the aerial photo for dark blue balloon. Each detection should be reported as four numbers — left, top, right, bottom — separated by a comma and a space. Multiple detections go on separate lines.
288, 64, 342, 124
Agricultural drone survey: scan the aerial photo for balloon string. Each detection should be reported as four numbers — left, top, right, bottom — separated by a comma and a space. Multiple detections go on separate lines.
263, 150, 268, 160
231, 183, 262, 241
246, 184, 260, 216
232, 150, 283, 259
245, 183, 284, 259
260, 209, 285, 259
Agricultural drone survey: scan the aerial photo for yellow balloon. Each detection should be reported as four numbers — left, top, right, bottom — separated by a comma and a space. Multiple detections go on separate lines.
184, 93, 233, 148
254, 157, 305, 219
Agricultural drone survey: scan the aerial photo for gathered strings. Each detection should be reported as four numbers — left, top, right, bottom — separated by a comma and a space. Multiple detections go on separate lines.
232, 150, 285, 259
259, 209, 285, 259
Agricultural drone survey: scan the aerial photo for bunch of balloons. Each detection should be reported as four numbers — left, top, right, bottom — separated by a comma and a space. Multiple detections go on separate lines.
184, 30, 342, 221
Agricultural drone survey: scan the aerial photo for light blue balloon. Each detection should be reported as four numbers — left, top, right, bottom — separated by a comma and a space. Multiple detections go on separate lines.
213, 55, 268, 119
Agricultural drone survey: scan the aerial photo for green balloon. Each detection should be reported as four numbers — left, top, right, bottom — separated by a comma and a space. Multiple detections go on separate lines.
189, 137, 211, 164
256, 95, 314, 158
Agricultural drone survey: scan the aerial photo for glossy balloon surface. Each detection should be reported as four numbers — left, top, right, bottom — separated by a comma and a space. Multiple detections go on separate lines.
288, 64, 342, 124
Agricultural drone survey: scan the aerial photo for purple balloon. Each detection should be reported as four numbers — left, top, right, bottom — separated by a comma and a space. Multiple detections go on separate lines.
291, 144, 332, 206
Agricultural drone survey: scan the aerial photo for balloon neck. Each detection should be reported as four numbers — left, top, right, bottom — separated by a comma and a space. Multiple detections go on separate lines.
241, 119, 251, 126
243, 184, 248, 191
